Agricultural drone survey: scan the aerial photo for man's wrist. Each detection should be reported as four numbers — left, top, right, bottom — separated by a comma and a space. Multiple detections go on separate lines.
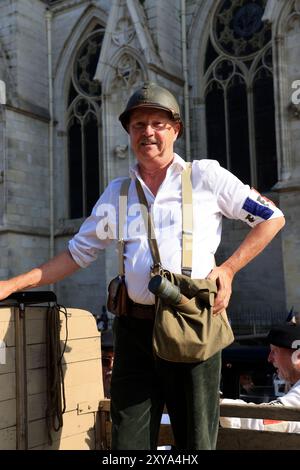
221, 262, 236, 278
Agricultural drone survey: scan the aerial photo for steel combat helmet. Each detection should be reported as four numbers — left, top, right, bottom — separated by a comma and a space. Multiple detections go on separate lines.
119, 81, 183, 137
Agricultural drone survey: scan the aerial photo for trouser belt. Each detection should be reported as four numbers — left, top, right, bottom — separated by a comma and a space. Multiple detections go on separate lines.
128, 299, 155, 320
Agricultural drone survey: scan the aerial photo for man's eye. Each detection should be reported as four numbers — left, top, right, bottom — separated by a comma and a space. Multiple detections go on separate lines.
132, 122, 144, 129
153, 122, 165, 129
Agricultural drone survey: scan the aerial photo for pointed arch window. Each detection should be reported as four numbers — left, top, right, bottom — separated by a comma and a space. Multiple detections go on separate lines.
204, 0, 277, 192
67, 27, 104, 219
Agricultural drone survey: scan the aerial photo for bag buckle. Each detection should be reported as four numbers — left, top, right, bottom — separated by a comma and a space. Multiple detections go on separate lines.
150, 262, 163, 276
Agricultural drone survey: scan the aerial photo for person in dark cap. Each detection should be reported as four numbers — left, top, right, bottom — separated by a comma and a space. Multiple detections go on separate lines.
0, 82, 285, 449
220, 323, 300, 433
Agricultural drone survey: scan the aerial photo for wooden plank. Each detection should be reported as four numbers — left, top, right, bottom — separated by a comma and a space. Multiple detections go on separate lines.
220, 403, 300, 421
27, 393, 47, 422
27, 409, 96, 448
105, 421, 112, 449
15, 305, 28, 450
217, 427, 300, 450
0, 308, 14, 322
27, 379, 103, 421
26, 338, 101, 370
61, 337, 101, 364
0, 372, 16, 401
25, 307, 50, 322
98, 409, 109, 450
25, 318, 46, 344
1, 307, 99, 345
62, 359, 103, 390
0, 346, 15, 374
0, 319, 15, 347
25, 308, 99, 345
27, 368, 47, 395
59, 309, 100, 340
26, 344, 46, 369
61, 382, 103, 413
27, 359, 103, 396
0, 399, 16, 430
30, 430, 95, 450
0, 426, 16, 450
47, 384, 102, 416
26, 307, 97, 322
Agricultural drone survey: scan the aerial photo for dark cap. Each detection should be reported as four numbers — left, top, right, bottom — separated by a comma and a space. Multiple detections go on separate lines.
119, 81, 183, 137
267, 323, 300, 350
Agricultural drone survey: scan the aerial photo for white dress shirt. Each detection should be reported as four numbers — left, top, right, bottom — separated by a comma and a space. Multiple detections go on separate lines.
68, 154, 284, 305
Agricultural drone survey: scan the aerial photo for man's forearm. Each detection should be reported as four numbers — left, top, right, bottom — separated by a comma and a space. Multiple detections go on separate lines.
208, 217, 285, 314
221, 217, 285, 276
0, 250, 80, 299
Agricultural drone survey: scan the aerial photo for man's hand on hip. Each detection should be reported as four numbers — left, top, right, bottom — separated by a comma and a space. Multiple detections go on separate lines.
207, 265, 235, 315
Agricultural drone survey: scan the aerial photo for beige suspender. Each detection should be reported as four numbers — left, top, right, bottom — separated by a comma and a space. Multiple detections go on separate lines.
118, 178, 131, 276
118, 164, 193, 276
181, 163, 193, 275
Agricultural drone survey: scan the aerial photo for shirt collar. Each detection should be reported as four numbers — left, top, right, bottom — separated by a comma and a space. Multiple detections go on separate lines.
129, 153, 187, 179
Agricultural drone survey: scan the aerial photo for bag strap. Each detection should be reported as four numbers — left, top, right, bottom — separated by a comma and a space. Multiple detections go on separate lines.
118, 178, 131, 276
135, 179, 162, 270
135, 164, 193, 276
181, 163, 193, 276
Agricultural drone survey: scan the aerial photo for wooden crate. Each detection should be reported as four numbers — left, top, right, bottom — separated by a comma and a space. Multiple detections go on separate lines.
0, 305, 104, 450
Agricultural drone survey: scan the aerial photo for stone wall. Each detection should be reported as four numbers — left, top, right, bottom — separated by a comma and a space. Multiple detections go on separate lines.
0, 0, 51, 277
276, 1, 300, 314
5, 109, 49, 229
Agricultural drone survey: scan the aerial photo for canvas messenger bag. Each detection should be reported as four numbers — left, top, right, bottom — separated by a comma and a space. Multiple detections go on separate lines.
150, 270, 234, 362
108, 165, 234, 362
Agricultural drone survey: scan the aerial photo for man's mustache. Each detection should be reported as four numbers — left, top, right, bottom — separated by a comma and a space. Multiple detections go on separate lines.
140, 139, 158, 145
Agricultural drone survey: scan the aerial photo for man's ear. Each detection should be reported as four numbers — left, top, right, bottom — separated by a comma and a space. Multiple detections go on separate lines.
173, 122, 181, 141
291, 349, 300, 367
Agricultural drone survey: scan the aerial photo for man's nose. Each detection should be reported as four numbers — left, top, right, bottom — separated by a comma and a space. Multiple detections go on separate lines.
143, 124, 154, 135
268, 351, 273, 363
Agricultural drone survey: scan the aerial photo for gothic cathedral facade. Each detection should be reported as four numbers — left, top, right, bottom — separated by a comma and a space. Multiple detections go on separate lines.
0, 0, 299, 326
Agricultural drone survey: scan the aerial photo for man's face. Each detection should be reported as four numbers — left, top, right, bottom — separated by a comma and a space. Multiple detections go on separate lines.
128, 108, 180, 167
268, 345, 296, 383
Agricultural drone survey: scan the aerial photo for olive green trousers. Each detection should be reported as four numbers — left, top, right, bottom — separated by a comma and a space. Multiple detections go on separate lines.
110, 316, 221, 450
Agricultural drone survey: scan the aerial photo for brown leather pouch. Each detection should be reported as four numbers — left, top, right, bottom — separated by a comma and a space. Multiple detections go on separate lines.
107, 275, 129, 316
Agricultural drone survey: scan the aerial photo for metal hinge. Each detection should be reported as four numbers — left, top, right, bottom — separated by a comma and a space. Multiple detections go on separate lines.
77, 401, 99, 415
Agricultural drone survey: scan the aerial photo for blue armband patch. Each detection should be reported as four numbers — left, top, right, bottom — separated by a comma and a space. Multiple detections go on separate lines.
242, 197, 274, 220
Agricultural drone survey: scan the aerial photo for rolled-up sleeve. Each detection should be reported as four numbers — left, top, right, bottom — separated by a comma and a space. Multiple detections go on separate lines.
68, 215, 110, 268
209, 161, 284, 228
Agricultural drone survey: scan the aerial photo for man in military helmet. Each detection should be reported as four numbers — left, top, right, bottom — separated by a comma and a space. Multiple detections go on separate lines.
0, 82, 285, 450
